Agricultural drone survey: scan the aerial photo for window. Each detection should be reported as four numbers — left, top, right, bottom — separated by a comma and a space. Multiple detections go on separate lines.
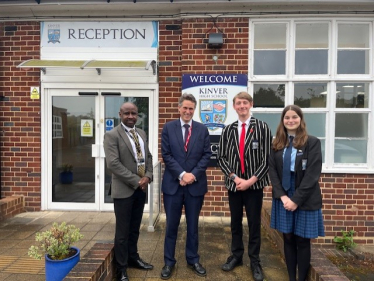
250, 19, 373, 172
53, 115, 63, 139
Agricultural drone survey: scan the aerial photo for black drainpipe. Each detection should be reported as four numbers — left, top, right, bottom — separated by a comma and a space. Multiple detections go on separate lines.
0, 95, 4, 199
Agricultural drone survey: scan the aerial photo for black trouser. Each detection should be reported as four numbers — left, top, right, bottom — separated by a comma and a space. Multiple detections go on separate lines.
113, 188, 146, 274
228, 188, 263, 265
283, 233, 311, 281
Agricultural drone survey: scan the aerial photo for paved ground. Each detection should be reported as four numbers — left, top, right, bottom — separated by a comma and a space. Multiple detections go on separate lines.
0, 211, 290, 281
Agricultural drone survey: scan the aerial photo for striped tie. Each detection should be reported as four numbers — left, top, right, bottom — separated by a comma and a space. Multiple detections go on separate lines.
130, 129, 145, 177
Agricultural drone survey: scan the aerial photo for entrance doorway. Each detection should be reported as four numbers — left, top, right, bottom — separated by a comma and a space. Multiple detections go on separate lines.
44, 88, 154, 211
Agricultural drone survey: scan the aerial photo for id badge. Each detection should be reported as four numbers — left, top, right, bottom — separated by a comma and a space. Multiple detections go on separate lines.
252, 141, 259, 150
302, 159, 307, 170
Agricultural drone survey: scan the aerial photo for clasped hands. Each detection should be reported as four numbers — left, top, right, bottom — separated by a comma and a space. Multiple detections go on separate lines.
233, 175, 258, 191
280, 195, 298, 211
179, 173, 195, 186
138, 176, 150, 191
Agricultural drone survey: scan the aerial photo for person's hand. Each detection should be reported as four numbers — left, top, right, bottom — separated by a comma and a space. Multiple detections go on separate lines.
182, 173, 195, 184
235, 175, 258, 191
283, 198, 298, 211
139, 177, 150, 191
235, 178, 251, 191
179, 179, 187, 186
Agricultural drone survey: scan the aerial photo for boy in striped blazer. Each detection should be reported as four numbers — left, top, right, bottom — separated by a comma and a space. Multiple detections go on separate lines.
218, 92, 272, 281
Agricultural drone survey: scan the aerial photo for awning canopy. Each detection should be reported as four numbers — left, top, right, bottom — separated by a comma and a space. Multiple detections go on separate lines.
17, 59, 157, 75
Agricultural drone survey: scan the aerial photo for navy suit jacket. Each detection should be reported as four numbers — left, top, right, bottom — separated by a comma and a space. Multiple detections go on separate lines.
161, 119, 211, 197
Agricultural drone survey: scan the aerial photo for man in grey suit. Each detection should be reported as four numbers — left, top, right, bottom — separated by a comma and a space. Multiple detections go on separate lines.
104, 102, 153, 281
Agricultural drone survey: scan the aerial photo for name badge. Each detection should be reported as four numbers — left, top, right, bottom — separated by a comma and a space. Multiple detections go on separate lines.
302, 159, 307, 170
252, 141, 259, 150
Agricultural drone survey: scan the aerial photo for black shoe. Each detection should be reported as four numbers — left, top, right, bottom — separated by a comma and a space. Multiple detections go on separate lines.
251, 262, 264, 281
160, 265, 174, 280
187, 262, 206, 277
221, 255, 243, 271
128, 258, 153, 270
117, 271, 129, 281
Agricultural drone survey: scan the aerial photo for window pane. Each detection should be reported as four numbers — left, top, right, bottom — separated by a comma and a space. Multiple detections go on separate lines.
335, 113, 368, 138
336, 82, 369, 108
253, 84, 285, 107
335, 113, 368, 163
254, 50, 286, 75
296, 23, 328, 48
337, 50, 368, 74
304, 113, 326, 163
304, 113, 326, 138
338, 24, 369, 48
294, 83, 327, 108
252, 113, 279, 135
295, 50, 328, 74
335, 139, 367, 163
254, 23, 287, 49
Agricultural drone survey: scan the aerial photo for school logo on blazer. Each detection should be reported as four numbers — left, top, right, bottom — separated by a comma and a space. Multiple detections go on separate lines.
199, 99, 227, 131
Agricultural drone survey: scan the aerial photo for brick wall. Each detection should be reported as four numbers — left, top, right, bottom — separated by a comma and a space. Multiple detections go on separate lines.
0, 19, 373, 244
158, 17, 374, 245
0, 22, 41, 211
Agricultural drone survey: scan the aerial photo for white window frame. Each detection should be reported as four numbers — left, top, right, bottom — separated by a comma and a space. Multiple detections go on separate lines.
249, 17, 374, 173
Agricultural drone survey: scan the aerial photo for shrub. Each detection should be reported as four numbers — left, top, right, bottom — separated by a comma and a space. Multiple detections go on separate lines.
28, 222, 83, 260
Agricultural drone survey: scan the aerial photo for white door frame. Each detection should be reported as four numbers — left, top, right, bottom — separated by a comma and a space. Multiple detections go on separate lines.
40, 83, 158, 211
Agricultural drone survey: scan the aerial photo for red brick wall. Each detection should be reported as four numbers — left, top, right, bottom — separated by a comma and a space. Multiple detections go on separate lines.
158, 18, 374, 244
0, 20, 373, 244
0, 22, 41, 211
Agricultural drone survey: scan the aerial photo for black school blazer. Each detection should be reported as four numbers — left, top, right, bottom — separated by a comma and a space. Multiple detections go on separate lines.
268, 135, 323, 210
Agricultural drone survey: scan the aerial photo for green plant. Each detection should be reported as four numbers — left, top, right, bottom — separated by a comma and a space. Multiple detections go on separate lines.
333, 229, 356, 252
28, 222, 83, 260
60, 164, 73, 172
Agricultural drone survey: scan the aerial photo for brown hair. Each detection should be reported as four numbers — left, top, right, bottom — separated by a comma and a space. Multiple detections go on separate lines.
272, 105, 308, 151
233, 91, 253, 104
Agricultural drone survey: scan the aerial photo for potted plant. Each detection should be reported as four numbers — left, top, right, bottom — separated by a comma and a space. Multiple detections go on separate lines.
28, 222, 84, 281
59, 163, 73, 184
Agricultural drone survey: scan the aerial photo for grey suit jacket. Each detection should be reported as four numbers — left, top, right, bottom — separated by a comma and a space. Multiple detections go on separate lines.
103, 124, 153, 199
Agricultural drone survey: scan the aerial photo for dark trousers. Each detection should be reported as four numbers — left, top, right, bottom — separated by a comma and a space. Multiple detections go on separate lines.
163, 187, 204, 266
228, 188, 263, 264
113, 188, 146, 274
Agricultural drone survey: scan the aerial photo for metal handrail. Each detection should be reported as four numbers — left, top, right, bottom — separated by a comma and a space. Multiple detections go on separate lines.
147, 161, 162, 232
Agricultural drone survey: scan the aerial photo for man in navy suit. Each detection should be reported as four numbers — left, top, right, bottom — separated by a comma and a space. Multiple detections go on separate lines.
160, 93, 211, 280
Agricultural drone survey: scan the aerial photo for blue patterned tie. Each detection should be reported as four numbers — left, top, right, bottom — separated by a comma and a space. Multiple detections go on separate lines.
282, 136, 294, 191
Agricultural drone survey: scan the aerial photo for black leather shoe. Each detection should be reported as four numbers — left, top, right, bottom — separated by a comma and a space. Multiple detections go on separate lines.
128, 258, 153, 270
187, 262, 206, 277
221, 255, 243, 271
161, 265, 174, 280
117, 271, 129, 281
251, 262, 264, 281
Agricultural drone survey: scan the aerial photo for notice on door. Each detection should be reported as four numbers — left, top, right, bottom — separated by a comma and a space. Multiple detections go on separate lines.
81, 119, 93, 137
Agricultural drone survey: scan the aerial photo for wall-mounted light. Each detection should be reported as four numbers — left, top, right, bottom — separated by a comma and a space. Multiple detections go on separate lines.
208, 33, 223, 49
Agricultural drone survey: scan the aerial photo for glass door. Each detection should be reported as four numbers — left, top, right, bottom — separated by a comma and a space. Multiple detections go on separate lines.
101, 94, 150, 211
46, 88, 153, 211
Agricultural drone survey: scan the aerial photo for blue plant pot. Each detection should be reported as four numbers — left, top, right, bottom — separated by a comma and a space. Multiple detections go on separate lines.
59, 171, 73, 184
45, 246, 80, 281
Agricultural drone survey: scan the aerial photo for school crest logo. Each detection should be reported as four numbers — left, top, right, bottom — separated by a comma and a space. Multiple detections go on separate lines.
200, 99, 227, 131
48, 28, 60, 44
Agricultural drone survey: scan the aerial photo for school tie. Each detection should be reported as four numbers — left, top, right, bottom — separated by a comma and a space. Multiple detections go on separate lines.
282, 136, 294, 191
239, 123, 246, 174
129, 129, 145, 177
183, 124, 190, 152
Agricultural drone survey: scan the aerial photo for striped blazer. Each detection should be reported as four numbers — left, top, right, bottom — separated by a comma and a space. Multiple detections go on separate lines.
218, 117, 272, 191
